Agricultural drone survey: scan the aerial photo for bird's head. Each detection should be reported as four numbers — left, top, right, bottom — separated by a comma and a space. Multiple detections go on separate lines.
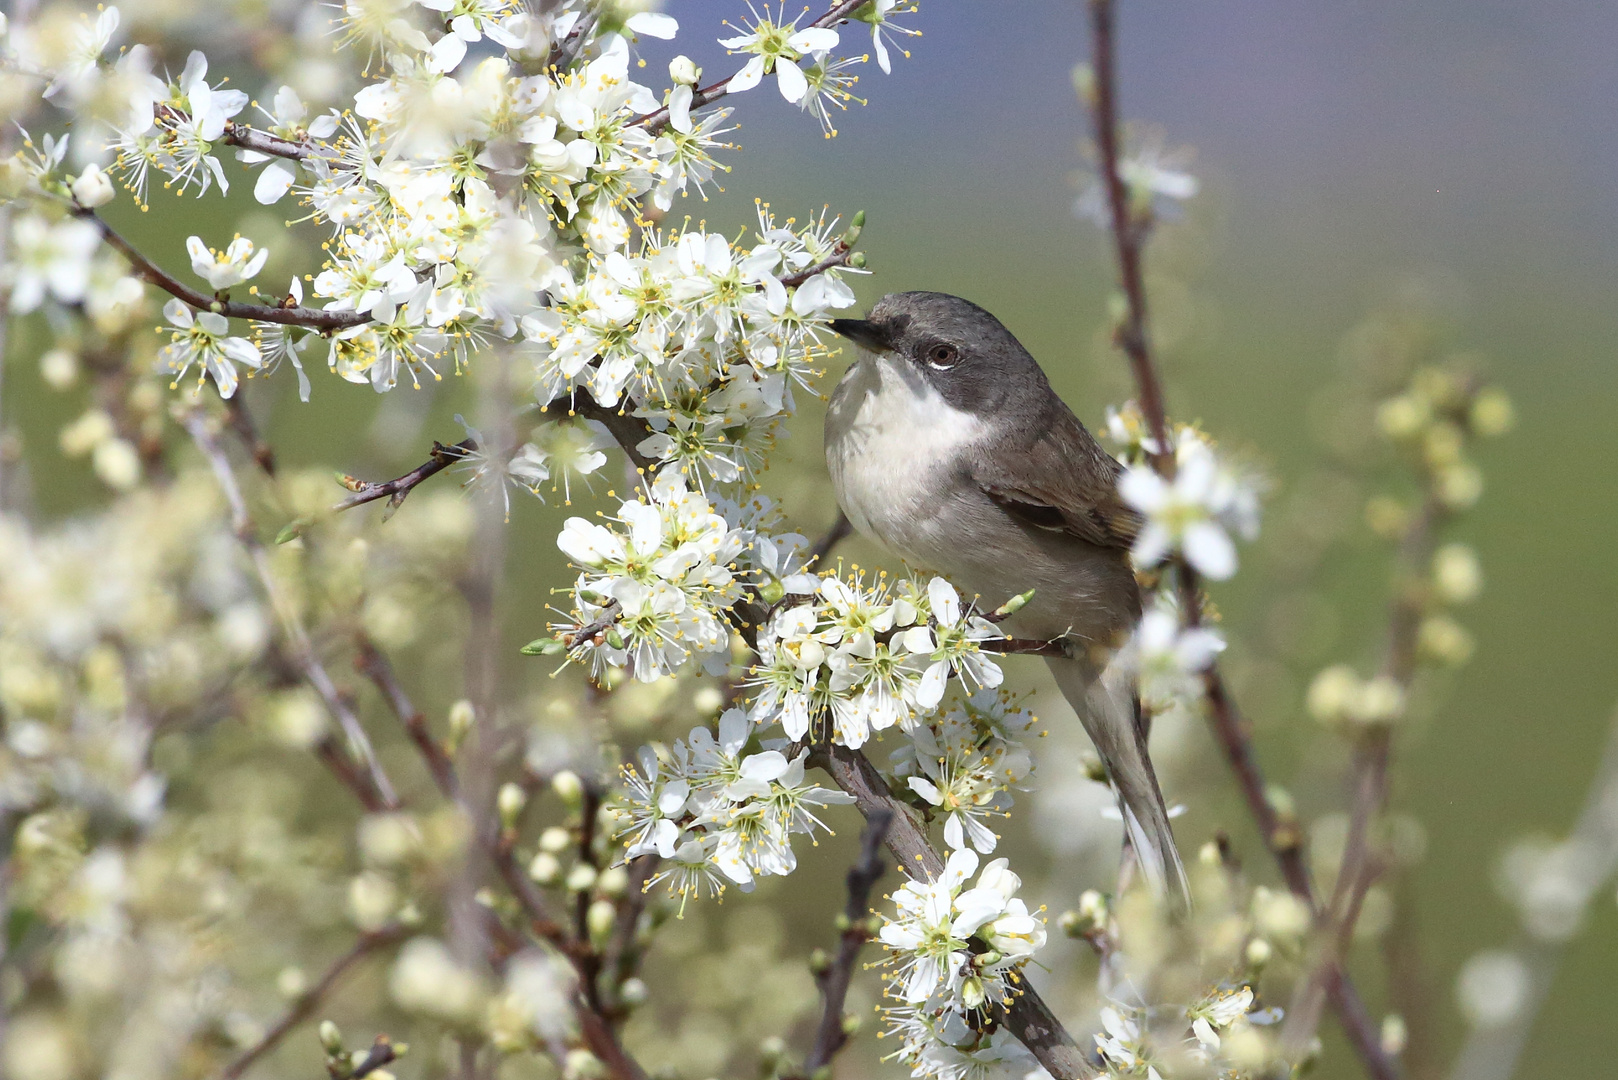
830, 291, 1049, 416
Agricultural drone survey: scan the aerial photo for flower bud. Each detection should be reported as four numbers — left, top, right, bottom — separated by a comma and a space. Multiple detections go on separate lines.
71, 162, 114, 208
497, 783, 526, 827
528, 851, 561, 884
596, 865, 630, 897
447, 700, 475, 744
539, 826, 572, 854
1434, 462, 1483, 510
552, 769, 584, 806
586, 898, 616, 940
1432, 543, 1482, 604
39, 348, 78, 390
564, 1049, 605, 1080
565, 863, 598, 893
1469, 387, 1515, 437
1417, 615, 1474, 667
1245, 937, 1272, 969
619, 977, 648, 1006
319, 1020, 345, 1056
669, 55, 701, 85
1375, 395, 1428, 440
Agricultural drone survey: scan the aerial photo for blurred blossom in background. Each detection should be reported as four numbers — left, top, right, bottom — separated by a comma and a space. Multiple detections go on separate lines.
2, 2, 1618, 1079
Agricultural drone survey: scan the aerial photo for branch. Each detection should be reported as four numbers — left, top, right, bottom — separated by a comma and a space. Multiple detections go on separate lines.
214, 925, 406, 1080
800, 809, 891, 1076
331, 438, 478, 515
807, 512, 853, 569
1083, 4, 1398, 1076
354, 635, 460, 800
183, 411, 399, 811
633, 0, 874, 134
223, 119, 313, 161
77, 209, 371, 331
810, 744, 1099, 1080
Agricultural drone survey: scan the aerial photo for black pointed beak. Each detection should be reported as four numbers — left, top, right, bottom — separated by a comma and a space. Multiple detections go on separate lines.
830, 318, 891, 353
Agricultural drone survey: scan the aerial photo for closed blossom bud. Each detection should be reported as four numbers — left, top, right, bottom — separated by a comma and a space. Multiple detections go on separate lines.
564, 1049, 604, 1080
841, 1014, 862, 1037
1417, 615, 1474, 667
1469, 387, 1515, 437
1071, 63, 1097, 106
669, 55, 701, 85
808, 947, 830, 974
1350, 675, 1406, 726
497, 783, 526, 827
39, 348, 78, 390
539, 826, 572, 854
759, 1036, 787, 1064
447, 700, 475, 745
1307, 665, 1360, 725
1432, 543, 1482, 604
71, 162, 114, 208
1376, 395, 1429, 440
1245, 937, 1272, 969
319, 1020, 345, 1056
528, 851, 561, 884
551, 769, 584, 806
619, 977, 648, 1006
565, 863, 597, 893
586, 898, 616, 940
1381, 1013, 1408, 1056
596, 865, 629, 897
1434, 462, 1483, 510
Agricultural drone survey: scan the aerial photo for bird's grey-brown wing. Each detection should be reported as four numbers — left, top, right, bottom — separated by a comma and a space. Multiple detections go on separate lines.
970, 410, 1142, 551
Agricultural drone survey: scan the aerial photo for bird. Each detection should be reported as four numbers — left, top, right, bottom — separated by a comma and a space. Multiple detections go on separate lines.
824, 290, 1190, 905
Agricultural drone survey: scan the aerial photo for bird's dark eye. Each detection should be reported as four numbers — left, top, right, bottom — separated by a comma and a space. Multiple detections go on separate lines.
926, 343, 960, 368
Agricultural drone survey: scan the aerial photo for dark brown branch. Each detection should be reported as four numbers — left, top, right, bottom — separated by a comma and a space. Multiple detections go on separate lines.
781, 241, 854, 288
807, 512, 853, 568
345, 1036, 401, 1080
801, 809, 891, 1076
214, 924, 406, 1080
185, 411, 400, 811
77, 209, 371, 331
810, 743, 1098, 1079
633, 0, 874, 134
223, 120, 313, 162
354, 635, 460, 800
1084, 4, 1398, 1076
570, 396, 657, 472
224, 394, 276, 476
1086, 0, 1171, 472
979, 637, 1071, 658
331, 438, 478, 515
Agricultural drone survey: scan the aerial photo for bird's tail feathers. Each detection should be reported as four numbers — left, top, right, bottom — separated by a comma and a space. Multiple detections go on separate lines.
1048, 653, 1191, 909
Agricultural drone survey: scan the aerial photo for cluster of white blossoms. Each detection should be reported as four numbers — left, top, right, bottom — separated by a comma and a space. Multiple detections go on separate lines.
878, 848, 1047, 1015
612, 708, 854, 901
749, 575, 1006, 749
886, 690, 1041, 855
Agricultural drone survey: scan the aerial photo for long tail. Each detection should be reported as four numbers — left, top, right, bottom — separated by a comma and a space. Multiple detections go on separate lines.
1048, 652, 1191, 908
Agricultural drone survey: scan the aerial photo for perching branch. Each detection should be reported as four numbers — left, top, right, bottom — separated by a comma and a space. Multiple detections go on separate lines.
634, 0, 875, 134
354, 635, 461, 800
811, 743, 1099, 1080
800, 809, 891, 1077
76, 209, 371, 331
213, 924, 406, 1080
1083, 3, 1399, 1077
184, 410, 400, 812
222, 119, 315, 162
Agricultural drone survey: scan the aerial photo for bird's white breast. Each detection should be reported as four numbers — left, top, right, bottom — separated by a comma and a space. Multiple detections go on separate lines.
824, 352, 988, 567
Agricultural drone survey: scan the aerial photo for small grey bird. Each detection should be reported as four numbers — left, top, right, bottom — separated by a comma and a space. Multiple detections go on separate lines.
825, 290, 1189, 903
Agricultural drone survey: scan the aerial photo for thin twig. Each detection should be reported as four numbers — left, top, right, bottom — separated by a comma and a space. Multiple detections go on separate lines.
78, 209, 371, 331
331, 438, 478, 514
807, 512, 853, 568
215, 925, 406, 1080
354, 635, 460, 799
801, 809, 891, 1076
184, 411, 399, 811
633, 0, 874, 134
1083, 4, 1398, 1076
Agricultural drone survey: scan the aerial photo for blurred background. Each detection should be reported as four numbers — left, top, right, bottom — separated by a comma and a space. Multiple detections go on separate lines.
6, 1, 1618, 1076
